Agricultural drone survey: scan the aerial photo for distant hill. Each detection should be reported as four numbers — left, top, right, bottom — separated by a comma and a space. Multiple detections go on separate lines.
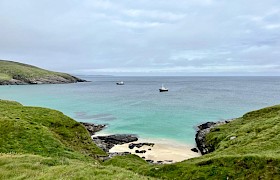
0, 60, 86, 85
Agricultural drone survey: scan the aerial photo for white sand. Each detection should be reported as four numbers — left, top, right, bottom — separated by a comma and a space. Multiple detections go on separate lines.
109, 138, 201, 164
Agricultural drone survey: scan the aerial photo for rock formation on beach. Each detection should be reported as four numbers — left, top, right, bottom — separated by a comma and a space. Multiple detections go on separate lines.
80, 122, 138, 152
128, 143, 154, 149
92, 134, 138, 152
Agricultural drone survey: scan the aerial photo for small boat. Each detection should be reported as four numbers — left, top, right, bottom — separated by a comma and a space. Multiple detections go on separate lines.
159, 84, 168, 92
116, 81, 124, 85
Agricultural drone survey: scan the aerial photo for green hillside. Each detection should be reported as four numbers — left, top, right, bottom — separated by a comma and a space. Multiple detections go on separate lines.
1, 99, 280, 179
0, 100, 152, 179
0, 99, 106, 159
0, 60, 85, 85
105, 105, 280, 179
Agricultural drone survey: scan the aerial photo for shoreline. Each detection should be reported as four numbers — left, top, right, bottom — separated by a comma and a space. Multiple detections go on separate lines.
83, 119, 234, 164
82, 123, 202, 164
109, 138, 201, 164
93, 131, 201, 164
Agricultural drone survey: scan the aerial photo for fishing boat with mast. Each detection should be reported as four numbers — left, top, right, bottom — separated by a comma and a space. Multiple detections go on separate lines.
159, 84, 168, 92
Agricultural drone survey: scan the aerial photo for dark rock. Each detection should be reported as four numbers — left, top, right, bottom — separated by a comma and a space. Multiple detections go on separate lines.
97, 134, 138, 144
191, 148, 199, 153
165, 160, 173, 163
129, 143, 135, 149
142, 156, 145, 159
146, 160, 154, 163
80, 122, 106, 135
148, 148, 151, 150
0, 75, 88, 85
135, 150, 146, 154
92, 134, 138, 152
156, 161, 163, 164
128, 142, 154, 149
195, 120, 231, 155
197, 122, 216, 130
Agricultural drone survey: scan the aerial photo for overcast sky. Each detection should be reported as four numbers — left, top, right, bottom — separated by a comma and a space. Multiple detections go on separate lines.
0, 0, 280, 76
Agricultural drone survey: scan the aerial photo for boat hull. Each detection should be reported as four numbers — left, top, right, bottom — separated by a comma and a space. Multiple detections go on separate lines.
116, 82, 124, 85
159, 89, 168, 92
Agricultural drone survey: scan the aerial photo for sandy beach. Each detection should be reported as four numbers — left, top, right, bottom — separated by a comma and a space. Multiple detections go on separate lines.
109, 138, 201, 164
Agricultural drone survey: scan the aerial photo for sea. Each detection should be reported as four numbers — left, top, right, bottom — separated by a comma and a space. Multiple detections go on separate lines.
1, 76, 280, 146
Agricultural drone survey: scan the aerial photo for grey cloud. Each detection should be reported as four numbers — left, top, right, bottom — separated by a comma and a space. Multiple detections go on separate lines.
0, 0, 280, 75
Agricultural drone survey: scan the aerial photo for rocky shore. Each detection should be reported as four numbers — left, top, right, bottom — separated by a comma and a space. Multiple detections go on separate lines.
0, 75, 87, 85
0, 60, 88, 85
80, 122, 106, 135
80, 122, 201, 164
82, 119, 235, 163
81, 122, 138, 152
92, 134, 138, 152
195, 120, 231, 155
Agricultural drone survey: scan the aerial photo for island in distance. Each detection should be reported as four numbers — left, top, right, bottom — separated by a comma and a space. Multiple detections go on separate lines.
0, 60, 86, 85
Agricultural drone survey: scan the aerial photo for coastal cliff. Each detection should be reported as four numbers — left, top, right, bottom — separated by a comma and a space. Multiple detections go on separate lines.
0, 60, 86, 85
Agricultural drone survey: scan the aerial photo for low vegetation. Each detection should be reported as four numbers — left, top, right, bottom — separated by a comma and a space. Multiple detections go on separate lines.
0, 100, 153, 179
1, 99, 280, 179
0, 60, 83, 84
0, 154, 152, 180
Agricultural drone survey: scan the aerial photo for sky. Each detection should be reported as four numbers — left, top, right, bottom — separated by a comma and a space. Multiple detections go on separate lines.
0, 0, 280, 76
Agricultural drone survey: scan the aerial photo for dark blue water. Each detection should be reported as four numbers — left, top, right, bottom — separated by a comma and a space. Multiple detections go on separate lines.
1, 76, 280, 145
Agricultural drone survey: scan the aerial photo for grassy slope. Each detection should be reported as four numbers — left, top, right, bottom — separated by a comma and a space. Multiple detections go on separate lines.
0, 154, 149, 180
0, 100, 151, 179
0, 60, 79, 83
0, 100, 105, 160
2, 99, 280, 179
105, 105, 280, 179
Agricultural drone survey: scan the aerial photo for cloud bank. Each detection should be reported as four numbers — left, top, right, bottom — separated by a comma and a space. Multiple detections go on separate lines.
0, 0, 279, 75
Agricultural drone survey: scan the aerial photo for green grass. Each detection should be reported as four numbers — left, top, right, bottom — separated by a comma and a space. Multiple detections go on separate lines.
0, 99, 106, 160
0, 73, 11, 80
0, 154, 152, 180
105, 105, 280, 179
0, 100, 154, 179
1, 99, 280, 179
0, 60, 80, 83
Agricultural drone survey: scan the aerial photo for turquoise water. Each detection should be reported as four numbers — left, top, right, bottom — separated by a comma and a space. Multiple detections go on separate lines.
1, 76, 280, 146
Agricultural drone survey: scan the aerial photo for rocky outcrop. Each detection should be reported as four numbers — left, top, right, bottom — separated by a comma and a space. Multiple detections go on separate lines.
81, 122, 138, 153
0, 75, 87, 85
80, 122, 106, 135
128, 143, 154, 149
195, 120, 231, 155
135, 150, 146, 153
92, 134, 138, 152
81, 122, 139, 159
191, 148, 199, 153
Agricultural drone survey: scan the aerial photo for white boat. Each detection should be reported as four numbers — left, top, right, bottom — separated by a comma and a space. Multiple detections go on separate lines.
159, 84, 168, 92
116, 81, 124, 85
